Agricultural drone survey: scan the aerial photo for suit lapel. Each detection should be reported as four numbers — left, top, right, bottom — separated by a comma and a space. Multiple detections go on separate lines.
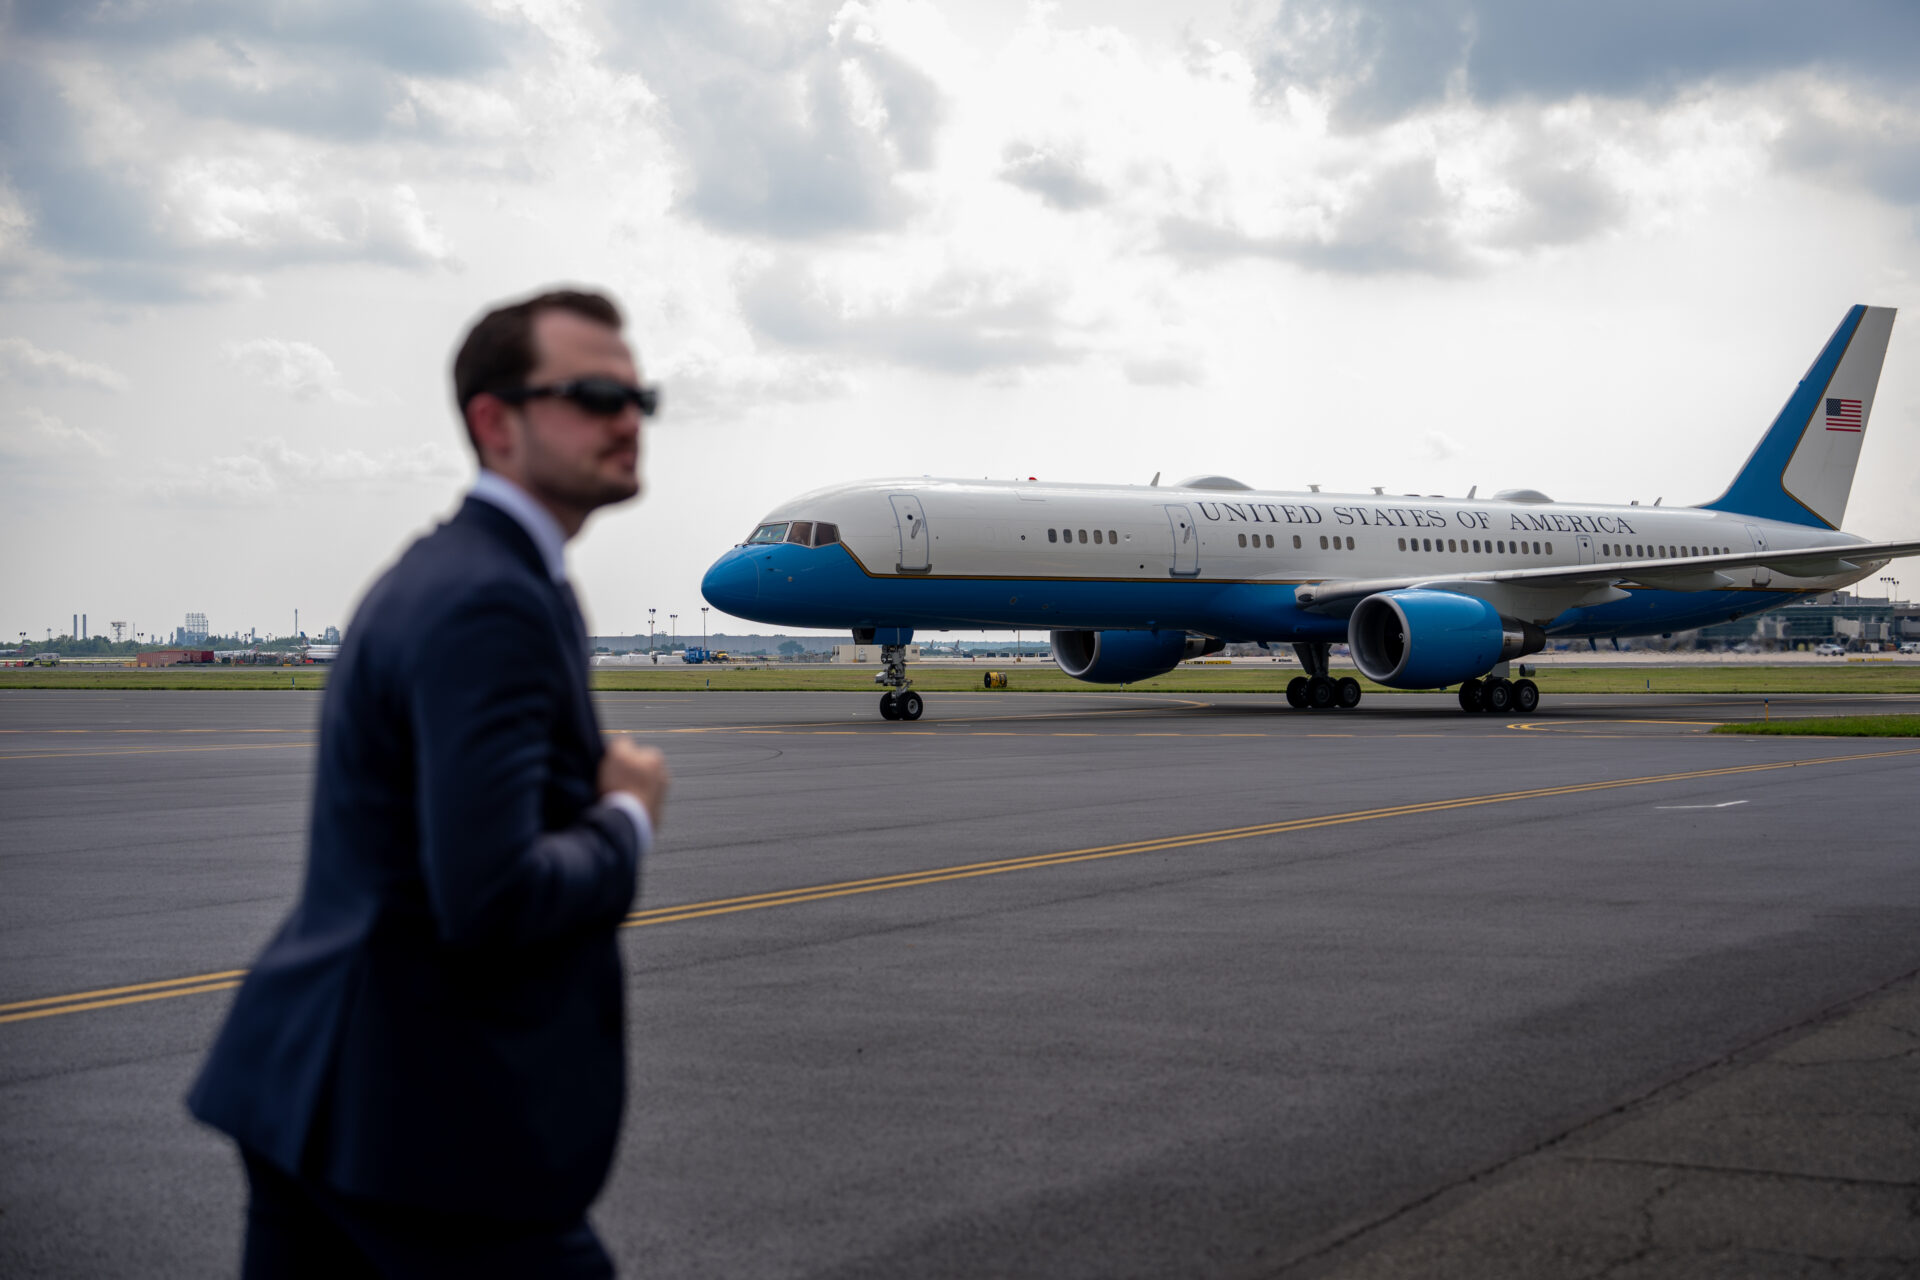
456, 498, 603, 747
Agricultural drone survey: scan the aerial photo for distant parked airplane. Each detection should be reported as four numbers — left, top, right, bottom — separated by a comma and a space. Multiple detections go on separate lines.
703, 305, 1918, 720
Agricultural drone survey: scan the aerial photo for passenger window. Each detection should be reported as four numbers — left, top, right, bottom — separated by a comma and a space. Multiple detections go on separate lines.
786, 521, 814, 545
1093, 529, 1104, 544
812, 522, 840, 547
1110, 530, 1119, 544
747, 522, 789, 545
1545, 542, 1553, 554
1078, 529, 1087, 544
1397, 537, 1406, 551
1266, 534, 1275, 548
1047, 528, 1057, 543
1237, 533, 1247, 547
1532, 542, 1541, 554
1293, 535, 1302, 549
1319, 535, 1329, 550
1423, 538, 1432, 551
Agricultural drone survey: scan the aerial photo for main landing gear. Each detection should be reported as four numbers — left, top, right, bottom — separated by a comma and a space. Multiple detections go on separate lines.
1284, 642, 1362, 712
874, 641, 924, 721
1457, 671, 1539, 715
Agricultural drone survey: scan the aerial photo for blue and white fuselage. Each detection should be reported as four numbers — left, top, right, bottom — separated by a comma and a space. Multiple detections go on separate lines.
703, 305, 1918, 718
701, 478, 1874, 637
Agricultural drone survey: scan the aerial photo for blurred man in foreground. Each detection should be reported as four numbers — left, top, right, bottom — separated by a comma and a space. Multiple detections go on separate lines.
190, 288, 669, 1278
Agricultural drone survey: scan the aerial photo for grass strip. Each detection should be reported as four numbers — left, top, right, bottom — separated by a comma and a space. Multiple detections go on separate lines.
1710, 714, 1920, 738
3, 665, 1918, 695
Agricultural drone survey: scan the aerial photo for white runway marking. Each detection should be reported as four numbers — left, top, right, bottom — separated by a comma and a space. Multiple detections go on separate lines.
1654, 800, 1750, 810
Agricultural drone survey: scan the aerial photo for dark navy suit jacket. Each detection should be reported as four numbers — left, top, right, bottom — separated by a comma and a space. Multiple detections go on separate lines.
190, 497, 640, 1222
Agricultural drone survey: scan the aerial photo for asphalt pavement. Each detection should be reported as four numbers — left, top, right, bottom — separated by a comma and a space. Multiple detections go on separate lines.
2, 687, 1917, 1278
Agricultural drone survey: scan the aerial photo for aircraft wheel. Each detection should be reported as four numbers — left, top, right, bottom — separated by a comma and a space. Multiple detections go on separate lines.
898, 691, 925, 721
1337, 677, 1362, 708
1457, 679, 1483, 713
1285, 676, 1308, 709
1306, 674, 1337, 710
1512, 679, 1539, 714
1482, 678, 1514, 714
878, 692, 901, 720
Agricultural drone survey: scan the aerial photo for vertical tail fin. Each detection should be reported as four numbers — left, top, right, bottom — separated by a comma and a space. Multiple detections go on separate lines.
1700, 304, 1897, 529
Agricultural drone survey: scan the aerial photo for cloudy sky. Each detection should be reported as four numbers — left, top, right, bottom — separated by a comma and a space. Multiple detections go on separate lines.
3, 0, 1918, 643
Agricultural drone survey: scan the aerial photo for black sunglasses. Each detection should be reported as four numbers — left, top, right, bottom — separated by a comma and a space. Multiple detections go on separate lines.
495, 376, 660, 418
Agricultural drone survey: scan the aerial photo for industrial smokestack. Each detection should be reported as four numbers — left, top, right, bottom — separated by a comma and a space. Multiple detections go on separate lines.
82, 614, 87, 640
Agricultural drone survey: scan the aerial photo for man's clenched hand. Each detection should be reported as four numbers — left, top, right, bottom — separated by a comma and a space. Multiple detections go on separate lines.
599, 737, 670, 828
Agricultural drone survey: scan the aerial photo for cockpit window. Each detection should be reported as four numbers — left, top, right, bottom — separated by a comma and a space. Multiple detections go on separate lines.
749, 519, 841, 547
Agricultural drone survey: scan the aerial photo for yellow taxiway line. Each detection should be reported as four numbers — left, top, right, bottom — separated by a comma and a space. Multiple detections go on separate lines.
8, 746, 1917, 1026
0, 971, 249, 1025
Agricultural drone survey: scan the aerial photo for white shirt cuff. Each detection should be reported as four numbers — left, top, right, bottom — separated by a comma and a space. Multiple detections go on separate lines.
602, 790, 654, 857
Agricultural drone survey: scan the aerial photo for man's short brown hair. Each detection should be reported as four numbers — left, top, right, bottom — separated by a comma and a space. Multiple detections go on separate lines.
452, 289, 624, 451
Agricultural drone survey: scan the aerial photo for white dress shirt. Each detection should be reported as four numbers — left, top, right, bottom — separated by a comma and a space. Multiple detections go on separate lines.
468, 470, 654, 856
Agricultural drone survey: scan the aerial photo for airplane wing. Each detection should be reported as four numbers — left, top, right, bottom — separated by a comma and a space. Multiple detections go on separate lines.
1293, 537, 1920, 621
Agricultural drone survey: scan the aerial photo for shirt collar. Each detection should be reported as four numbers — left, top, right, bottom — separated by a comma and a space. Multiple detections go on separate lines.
468, 470, 569, 582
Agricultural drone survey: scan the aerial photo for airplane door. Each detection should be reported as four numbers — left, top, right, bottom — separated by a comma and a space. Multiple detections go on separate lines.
1164, 504, 1200, 577
1576, 534, 1594, 564
1745, 524, 1772, 587
891, 494, 931, 573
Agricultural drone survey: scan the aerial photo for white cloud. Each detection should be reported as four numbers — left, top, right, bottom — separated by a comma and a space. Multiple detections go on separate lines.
660, 346, 857, 420
0, 404, 115, 458
1123, 354, 1205, 386
143, 437, 464, 505
222, 338, 368, 405
0, 337, 128, 390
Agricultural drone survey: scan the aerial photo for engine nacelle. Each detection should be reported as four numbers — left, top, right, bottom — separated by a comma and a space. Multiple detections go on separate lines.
1051, 630, 1221, 684
1347, 590, 1545, 689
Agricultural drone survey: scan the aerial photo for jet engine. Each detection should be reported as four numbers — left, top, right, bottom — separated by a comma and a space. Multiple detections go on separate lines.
1050, 630, 1222, 684
1346, 590, 1544, 689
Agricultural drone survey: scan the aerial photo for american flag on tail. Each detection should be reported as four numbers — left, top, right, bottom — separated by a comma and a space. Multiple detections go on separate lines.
1825, 397, 1862, 432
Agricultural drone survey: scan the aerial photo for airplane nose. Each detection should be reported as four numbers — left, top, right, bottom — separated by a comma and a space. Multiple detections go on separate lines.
701, 549, 760, 613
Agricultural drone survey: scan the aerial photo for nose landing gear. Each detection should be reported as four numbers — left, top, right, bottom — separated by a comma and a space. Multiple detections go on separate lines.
872, 637, 923, 721
878, 687, 924, 721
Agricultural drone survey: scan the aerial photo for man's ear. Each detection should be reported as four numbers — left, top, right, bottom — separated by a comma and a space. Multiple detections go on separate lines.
466, 394, 517, 471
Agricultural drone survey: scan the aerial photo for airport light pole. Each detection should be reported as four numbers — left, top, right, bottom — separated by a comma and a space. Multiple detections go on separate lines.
647, 607, 656, 656
670, 613, 677, 653
700, 607, 708, 649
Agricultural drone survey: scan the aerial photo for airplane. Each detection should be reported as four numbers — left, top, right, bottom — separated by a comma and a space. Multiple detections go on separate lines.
702, 304, 1920, 721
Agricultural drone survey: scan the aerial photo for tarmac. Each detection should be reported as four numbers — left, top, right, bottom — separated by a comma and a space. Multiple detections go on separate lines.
1, 686, 1917, 1278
